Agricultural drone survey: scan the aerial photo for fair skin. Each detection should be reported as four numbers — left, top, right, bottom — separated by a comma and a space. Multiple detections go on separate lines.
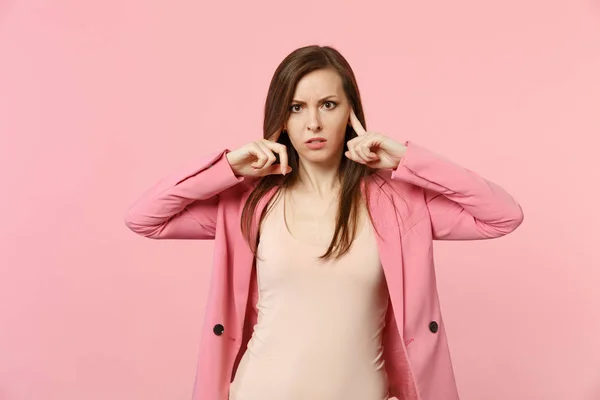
226, 68, 408, 244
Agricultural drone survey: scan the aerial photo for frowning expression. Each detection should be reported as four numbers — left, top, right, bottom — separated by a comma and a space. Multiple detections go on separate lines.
284, 68, 350, 164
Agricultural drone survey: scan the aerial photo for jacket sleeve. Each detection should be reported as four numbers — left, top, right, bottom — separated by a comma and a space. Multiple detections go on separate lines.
391, 142, 524, 240
124, 150, 244, 240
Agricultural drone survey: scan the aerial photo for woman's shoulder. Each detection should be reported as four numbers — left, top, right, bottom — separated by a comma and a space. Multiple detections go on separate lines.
365, 170, 428, 217
219, 176, 258, 199
368, 169, 423, 198
218, 175, 280, 207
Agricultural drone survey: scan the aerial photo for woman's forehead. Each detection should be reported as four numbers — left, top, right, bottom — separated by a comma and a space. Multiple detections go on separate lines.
293, 69, 343, 99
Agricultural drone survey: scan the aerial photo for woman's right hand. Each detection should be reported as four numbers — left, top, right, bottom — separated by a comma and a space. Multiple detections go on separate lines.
226, 137, 291, 177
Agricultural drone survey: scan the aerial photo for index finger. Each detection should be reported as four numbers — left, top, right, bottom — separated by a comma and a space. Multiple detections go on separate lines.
262, 140, 289, 175
349, 109, 367, 136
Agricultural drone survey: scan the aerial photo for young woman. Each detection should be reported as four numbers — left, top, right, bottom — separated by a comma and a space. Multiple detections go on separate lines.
124, 45, 524, 400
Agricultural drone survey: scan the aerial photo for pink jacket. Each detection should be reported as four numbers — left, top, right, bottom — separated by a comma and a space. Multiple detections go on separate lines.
124, 141, 524, 400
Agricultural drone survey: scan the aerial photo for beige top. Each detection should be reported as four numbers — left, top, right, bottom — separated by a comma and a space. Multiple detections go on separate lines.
229, 191, 390, 400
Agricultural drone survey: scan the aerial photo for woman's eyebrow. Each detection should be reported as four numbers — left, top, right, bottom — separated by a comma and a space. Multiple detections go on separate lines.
291, 95, 339, 104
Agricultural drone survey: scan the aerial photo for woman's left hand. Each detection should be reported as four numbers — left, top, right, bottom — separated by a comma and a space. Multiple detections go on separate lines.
345, 109, 407, 169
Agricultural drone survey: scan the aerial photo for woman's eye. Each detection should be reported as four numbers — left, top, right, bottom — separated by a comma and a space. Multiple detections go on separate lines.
290, 102, 336, 112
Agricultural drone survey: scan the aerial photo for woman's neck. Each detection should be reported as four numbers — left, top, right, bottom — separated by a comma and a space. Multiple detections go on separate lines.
293, 158, 341, 198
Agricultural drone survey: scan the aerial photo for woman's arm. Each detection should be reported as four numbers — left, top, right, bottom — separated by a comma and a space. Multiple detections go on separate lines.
391, 142, 524, 240
124, 150, 243, 240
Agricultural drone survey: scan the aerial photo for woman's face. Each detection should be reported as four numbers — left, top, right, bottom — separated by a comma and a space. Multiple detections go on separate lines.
284, 68, 351, 165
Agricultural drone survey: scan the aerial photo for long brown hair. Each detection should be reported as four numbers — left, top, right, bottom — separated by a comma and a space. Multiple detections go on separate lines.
241, 45, 377, 260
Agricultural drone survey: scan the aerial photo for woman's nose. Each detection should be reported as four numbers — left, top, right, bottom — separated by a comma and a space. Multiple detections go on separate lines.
307, 109, 322, 132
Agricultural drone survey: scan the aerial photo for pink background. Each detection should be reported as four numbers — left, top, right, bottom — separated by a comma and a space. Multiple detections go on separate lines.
1, 0, 599, 399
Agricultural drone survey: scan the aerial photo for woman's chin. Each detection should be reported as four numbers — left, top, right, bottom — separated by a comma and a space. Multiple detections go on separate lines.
298, 149, 341, 165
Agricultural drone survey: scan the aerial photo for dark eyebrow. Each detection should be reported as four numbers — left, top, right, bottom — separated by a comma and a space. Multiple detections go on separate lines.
291, 95, 339, 104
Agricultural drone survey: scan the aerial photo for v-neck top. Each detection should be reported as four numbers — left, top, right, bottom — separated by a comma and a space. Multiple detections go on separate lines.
229, 191, 390, 400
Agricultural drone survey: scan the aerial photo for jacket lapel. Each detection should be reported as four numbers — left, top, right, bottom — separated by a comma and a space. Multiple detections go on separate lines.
365, 180, 406, 330
232, 186, 278, 339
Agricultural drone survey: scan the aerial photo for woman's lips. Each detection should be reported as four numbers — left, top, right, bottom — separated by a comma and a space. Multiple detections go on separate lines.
305, 138, 327, 150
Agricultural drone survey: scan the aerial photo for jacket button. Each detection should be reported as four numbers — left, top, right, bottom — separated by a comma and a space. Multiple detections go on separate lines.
213, 324, 224, 336
429, 321, 439, 333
